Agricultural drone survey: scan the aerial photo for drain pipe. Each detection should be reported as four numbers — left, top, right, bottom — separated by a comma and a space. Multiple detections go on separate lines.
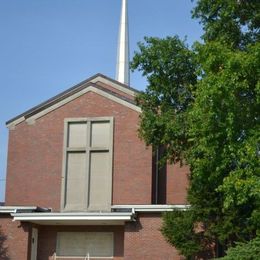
155, 148, 159, 204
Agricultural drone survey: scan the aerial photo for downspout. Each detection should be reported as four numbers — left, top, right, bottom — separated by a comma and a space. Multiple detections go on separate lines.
155, 148, 159, 204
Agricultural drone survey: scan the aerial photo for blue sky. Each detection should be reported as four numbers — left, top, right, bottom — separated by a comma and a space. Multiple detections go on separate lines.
0, 0, 203, 202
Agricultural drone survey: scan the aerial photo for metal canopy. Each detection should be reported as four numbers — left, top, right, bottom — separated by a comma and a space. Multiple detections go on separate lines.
11, 212, 135, 226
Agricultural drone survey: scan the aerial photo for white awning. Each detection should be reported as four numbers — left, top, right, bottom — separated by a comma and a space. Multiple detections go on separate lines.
12, 212, 134, 225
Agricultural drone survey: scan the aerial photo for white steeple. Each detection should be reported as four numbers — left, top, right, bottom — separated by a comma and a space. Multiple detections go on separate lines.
116, 0, 130, 85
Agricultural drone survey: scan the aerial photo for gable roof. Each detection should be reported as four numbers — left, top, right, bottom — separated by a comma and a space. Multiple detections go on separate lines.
6, 73, 141, 128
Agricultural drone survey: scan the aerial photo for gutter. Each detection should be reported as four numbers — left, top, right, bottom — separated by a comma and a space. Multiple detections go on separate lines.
0, 206, 50, 214
112, 204, 190, 213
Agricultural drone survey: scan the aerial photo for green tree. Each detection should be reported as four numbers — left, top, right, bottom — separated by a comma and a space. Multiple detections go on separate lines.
187, 40, 260, 255
217, 236, 260, 260
192, 0, 260, 49
131, 0, 260, 258
131, 36, 197, 163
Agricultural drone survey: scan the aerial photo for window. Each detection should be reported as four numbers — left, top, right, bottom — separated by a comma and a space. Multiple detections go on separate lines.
61, 117, 114, 211
56, 232, 114, 258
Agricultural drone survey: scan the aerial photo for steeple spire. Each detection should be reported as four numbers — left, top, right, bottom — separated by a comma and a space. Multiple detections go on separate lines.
116, 0, 129, 85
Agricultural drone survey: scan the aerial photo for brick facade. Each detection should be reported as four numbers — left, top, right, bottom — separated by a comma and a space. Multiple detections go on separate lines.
167, 163, 189, 205
1, 75, 189, 259
124, 214, 183, 260
5, 91, 153, 209
0, 216, 31, 260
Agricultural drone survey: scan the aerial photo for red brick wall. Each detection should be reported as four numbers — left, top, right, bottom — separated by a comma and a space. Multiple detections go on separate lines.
37, 225, 124, 260
0, 215, 184, 260
5, 91, 152, 209
0, 215, 30, 260
124, 213, 183, 260
167, 163, 189, 204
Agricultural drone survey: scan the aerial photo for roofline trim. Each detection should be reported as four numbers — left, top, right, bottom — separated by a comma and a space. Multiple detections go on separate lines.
6, 73, 140, 127
90, 73, 139, 94
7, 84, 141, 129
90, 75, 136, 96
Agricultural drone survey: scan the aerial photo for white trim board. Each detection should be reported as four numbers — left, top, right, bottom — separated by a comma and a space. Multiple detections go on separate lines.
11, 212, 134, 226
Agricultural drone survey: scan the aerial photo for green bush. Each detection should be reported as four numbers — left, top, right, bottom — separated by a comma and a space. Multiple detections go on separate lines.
217, 236, 260, 260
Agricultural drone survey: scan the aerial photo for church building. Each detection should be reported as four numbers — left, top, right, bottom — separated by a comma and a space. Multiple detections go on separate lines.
0, 1, 189, 259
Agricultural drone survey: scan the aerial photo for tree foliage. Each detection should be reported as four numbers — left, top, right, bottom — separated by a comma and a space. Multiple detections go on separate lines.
162, 210, 202, 259
192, 0, 260, 48
217, 235, 260, 260
187, 40, 260, 243
131, 36, 197, 163
131, 0, 260, 258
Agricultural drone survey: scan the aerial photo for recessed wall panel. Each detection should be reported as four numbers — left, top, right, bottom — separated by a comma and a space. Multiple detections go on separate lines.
68, 122, 87, 148
65, 152, 86, 209
57, 232, 85, 256
86, 232, 114, 257
57, 232, 113, 257
91, 122, 110, 147
88, 152, 111, 211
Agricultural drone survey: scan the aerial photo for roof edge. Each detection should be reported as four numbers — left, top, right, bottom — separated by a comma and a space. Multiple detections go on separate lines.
6, 73, 141, 126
